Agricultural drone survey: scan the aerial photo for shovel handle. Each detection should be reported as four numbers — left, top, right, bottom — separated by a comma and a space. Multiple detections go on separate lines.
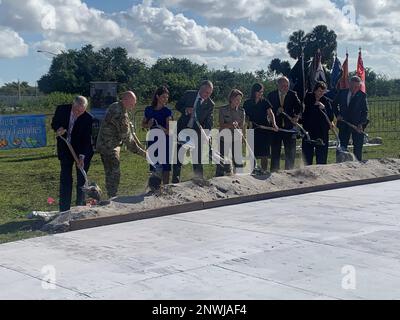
280, 111, 309, 139
320, 109, 342, 149
339, 119, 368, 137
254, 123, 296, 134
233, 122, 256, 163
195, 120, 226, 164
57, 135, 89, 187
57, 135, 80, 164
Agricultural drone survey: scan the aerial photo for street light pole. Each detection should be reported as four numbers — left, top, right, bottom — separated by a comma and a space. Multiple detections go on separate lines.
36, 49, 59, 56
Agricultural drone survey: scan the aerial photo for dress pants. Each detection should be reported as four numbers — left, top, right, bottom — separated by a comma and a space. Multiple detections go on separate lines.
172, 131, 209, 183
302, 136, 329, 165
59, 154, 92, 212
338, 124, 364, 161
270, 132, 296, 172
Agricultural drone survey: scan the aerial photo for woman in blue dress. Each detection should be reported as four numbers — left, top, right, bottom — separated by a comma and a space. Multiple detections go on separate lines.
142, 86, 173, 185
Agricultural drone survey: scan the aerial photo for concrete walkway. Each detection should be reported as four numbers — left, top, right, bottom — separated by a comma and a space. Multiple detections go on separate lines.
1, 180, 400, 300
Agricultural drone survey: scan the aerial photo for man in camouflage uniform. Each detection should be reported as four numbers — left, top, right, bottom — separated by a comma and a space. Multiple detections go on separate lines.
96, 91, 146, 198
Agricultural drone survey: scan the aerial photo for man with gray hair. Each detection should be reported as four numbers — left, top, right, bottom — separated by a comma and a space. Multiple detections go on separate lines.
267, 76, 302, 171
172, 80, 215, 183
51, 96, 94, 212
332, 76, 369, 161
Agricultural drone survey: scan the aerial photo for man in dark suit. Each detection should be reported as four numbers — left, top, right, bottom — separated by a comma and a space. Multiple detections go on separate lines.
51, 96, 94, 212
172, 80, 215, 183
332, 76, 369, 161
267, 76, 303, 171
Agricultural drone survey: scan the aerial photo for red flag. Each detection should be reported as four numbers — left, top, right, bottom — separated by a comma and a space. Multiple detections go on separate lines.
357, 48, 366, 93
339, 52, 349, 89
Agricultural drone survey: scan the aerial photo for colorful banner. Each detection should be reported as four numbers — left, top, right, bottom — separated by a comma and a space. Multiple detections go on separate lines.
0, 115, 47, 150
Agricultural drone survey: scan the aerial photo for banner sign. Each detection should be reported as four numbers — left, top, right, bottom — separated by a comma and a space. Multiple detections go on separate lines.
0, 115, 47, 150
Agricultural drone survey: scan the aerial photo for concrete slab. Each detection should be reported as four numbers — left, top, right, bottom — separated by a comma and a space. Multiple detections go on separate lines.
89, 265, 335, 300
1, 180, 400, 299
69, 174, 400, 232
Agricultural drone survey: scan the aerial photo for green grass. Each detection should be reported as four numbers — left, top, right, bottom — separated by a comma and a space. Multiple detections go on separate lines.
1, 99, 399, 244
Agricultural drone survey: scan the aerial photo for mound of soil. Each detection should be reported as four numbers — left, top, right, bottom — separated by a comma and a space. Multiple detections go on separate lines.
41, 158, 400, 233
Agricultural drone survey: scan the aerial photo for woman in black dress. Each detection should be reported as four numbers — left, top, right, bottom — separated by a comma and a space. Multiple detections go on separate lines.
243, 83, 278, 172
301, 81, 334, 165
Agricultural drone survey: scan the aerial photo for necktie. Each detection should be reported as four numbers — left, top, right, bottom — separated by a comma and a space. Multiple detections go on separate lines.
347, 91, 353, 106
67, 113, 76, 142
279, 93, 285, 107
195, 98, 202, 121
188, 97, 202, 128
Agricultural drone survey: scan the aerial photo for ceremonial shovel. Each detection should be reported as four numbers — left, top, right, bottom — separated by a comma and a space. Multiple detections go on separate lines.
319, 109, 355, 163
57, 133, 102, 202
339, 119, 369, 141
280, 110, 325, 146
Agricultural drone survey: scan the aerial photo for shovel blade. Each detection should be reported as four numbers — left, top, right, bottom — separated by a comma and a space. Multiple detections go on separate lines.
305, 139, 325, 146
336, 149, 355, 163
83, 183, 102, 201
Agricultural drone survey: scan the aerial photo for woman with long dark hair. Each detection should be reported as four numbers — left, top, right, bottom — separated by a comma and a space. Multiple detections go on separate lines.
243, 83, 278, 172
142, 86, 173, 185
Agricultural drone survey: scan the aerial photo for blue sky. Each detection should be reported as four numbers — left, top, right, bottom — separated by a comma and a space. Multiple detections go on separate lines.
0, 0, 399, 87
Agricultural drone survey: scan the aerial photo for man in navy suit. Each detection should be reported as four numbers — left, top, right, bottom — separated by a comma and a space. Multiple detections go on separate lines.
267, 77, 303, 172
332, 76, 369, 161
172, 80, 215, 183
51, 96, 94, 212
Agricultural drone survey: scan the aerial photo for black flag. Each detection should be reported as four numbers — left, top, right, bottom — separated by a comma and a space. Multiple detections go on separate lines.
289, 53, 305, 102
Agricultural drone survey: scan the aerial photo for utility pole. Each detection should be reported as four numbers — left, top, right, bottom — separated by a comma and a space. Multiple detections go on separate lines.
17, 79, 21, 101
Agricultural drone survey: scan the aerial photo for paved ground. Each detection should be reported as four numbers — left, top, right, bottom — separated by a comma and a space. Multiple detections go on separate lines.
1, 180, 400, 300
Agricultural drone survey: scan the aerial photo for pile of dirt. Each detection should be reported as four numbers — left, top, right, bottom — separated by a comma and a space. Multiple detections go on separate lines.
40, 158, 400, 233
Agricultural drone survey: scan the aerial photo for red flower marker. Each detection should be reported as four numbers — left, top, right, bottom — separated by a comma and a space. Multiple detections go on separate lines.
47, 197, 56, 205
87, 199, 97, 207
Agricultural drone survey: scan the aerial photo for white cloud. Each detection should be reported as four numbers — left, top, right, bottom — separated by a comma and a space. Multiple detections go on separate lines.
0, 27, 28, 58
34, 40, 66, 56
0, 0, 133, 46
160, 0, 356, 34
117, 2, 289, 70
0, 0, 399, 79
0, 0, 56, 32
160, 0, 400, 46
344, 0, 400, 45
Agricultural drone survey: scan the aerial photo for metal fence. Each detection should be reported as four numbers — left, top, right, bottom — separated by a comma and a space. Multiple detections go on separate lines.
367, 99, 399, 132
133, 98, 400, 160
0, 95, 41, 107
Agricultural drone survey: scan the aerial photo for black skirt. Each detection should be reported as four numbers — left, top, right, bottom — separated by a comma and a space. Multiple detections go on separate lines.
254, 127, 271, 157
243, 98, 273, 157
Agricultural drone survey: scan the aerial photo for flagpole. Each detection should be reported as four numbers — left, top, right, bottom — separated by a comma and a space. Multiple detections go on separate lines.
301, 46, 305, 102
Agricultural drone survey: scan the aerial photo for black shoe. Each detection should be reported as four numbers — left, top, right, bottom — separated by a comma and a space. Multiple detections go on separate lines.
172, 176, 180, 184
252, 167, 268, 176
148, 174, 162, 192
